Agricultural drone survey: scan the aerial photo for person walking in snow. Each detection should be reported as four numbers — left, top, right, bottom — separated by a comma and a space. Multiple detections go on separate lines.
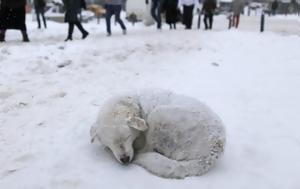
179, 0, 199, 29
63, 0, 89, 41
271, 0, 278, 16
0, 0, 30, 42
202, 0, 216, 30
104, 0, 127, 36
34, 0, 47, 29
165, 0, 180, 29
231, 0, 244, 28
146, 0, 166, 30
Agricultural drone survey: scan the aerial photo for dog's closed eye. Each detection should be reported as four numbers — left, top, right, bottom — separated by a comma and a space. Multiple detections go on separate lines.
104, 146, 111, 153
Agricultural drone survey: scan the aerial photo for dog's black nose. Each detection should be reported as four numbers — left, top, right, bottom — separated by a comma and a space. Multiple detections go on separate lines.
120, 156, 130, 164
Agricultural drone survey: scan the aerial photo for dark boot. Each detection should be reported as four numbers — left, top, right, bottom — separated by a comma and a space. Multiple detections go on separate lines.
82, 31, 89, 39
64, 36, 72, 41
74, 22, 89, 39
0, 30, 5, 42
21, 31, 30, 42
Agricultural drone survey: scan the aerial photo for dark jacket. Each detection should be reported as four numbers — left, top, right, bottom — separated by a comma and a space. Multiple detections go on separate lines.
0, 0, 26, 8
164, 0, 180, 24
34, 0, 46, 10
63, 0, 86, 22
202, 0, 216, 14
0, 0, 27, 30
271, 0, 278, 10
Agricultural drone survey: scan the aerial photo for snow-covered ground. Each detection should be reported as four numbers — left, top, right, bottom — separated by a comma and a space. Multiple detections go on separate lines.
0, 15, 300, 189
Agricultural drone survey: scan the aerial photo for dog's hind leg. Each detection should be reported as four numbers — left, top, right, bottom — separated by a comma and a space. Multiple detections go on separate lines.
133, 152, 187, 179
133, 139, 225, 178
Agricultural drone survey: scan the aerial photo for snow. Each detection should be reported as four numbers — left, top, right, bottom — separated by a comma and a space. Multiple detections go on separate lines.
1, 15, 300, 189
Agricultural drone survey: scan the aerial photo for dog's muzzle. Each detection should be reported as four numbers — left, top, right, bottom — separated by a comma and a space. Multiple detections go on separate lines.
120, 156, 130, 164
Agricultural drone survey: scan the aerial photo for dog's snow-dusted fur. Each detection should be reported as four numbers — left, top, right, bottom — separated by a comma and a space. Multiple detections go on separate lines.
90, 90, 226, 179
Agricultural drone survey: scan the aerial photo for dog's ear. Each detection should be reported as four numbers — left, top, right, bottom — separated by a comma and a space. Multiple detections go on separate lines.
127, 117, 148, 132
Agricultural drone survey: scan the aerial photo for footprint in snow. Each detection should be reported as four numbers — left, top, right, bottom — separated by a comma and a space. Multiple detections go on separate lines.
211, 62, 220, 67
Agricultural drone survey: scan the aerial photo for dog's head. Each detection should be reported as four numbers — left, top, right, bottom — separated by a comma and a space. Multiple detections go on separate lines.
91, 116, 148, 164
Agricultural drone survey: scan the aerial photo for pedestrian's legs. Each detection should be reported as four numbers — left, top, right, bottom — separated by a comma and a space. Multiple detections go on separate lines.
209, 12, 213, 29
203, 14, 208, 29
20, 19, 29, 42
183, 5, 188, 27
156, 0, 165, 29
105, 4, 114, 35
174, 23, 176, 29
0, 29, 6, 42
75, 21, 89, 39
235, 14, 240, 28
65, 22, 74, 41
41, 10, 47, 28
114, 5, 127, 33
21, 30, 29, 42
36, 10, 41, 29
186, 5, 194, 29
151, 0, 159, 25
228, 14, 233, 29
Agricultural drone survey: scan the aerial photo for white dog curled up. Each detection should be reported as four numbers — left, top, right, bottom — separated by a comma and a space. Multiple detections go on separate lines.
90, 90, 226, 179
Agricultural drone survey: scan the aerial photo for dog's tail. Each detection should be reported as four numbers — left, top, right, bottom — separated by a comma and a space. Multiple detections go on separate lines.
133, 140, 225, 179
182, 139, 225, 177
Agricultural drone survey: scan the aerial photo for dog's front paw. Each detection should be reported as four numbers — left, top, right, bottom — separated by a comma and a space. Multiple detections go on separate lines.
160, 164, 187, 179
169, 165, 187, 179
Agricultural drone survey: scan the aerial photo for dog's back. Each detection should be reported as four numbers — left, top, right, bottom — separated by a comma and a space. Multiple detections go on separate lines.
136, 90, 208, 118
132, 90, 226, 178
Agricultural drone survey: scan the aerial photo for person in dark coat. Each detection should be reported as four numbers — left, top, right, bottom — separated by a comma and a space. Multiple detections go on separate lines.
34, 0, 47, 29
165, 0, 179, 29
271, 0, 278, 15
202, 0, 216, 30
146, 0, 166, 29
63, 0, 89, 41
105, 0, 127, 36
0, 0, 29, 42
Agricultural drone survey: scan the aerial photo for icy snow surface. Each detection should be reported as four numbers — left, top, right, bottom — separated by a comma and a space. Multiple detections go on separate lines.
0, 15, 300, 189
